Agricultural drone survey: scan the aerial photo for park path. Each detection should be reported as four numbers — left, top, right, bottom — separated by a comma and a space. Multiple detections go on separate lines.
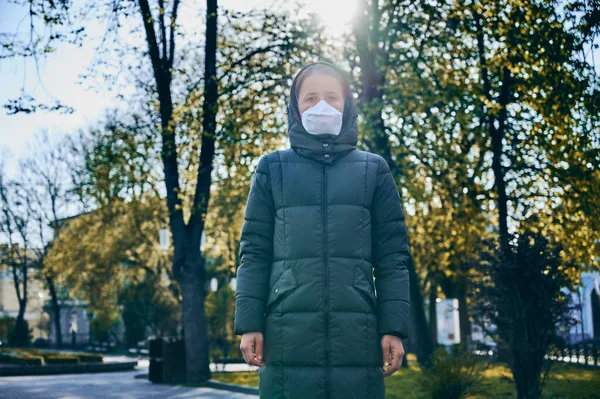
0, 359, 258, 399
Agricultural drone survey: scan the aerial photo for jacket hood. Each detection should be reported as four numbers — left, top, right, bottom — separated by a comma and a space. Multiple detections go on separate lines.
286, 61, 358, 164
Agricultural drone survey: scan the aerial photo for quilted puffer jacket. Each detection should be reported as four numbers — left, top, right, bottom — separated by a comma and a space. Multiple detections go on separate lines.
234, 61, 412, 399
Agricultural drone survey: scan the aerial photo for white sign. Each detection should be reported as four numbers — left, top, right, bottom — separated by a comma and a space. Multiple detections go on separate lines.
436, 298, 461, 345
160, 228, 169, 252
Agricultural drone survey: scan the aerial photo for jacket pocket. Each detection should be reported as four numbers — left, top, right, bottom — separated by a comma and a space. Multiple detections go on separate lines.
351, 266, 377, 313
266, 267, 298, 313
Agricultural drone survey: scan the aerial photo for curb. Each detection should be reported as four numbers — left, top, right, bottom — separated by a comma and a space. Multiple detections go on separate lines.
0, 361, 138, 377
206, 379, 259, 396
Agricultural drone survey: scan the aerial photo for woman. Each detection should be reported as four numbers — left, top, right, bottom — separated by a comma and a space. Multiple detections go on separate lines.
234, 61, 412, 399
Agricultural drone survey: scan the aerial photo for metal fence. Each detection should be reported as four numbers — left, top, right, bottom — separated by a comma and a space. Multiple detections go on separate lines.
545, 342, 600, 368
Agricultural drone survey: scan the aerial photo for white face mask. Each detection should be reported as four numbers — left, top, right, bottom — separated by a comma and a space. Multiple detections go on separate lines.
301, 99, 343, 136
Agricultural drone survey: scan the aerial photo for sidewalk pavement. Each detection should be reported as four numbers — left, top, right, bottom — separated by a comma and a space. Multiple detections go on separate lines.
0, 359, 259, 399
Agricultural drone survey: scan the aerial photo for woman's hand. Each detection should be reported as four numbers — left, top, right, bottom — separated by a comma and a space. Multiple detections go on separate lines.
381, 334, 405, 377
240, 331, 265, 367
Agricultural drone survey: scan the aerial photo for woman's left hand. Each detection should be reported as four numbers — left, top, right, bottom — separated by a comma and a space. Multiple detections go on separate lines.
381, 334, 405, 377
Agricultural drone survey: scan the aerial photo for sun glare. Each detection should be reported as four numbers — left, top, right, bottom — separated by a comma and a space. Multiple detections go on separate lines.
309, 0, 358, 36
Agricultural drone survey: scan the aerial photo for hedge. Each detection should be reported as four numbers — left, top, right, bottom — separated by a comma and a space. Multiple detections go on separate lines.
76, 353, 103, 363
0, 353, 44, 366
44, 355, 79, 365
0, 349, 104, 365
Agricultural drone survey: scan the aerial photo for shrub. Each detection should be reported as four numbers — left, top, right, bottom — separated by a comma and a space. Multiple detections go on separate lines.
0, 316, 16, 343
7, 319, 33, 347
472, 229, 577, 399
0, 349, 103, 365
418, 344, 489, 399
211, 348, 223, 362
77, 353, 103, 363
0, 353, 44, 366
43, 354, 79, 364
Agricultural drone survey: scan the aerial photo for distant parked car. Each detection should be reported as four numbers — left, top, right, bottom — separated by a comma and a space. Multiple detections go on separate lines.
33, 338, 49, 348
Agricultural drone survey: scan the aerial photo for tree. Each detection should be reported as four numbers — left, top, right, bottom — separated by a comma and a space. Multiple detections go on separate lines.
18, 131, 77, 348
45, 111, 179, 343
342, 0, 600, 368
119, 272, 180, 346
347, 0, 453, 365
0, 0, 82, 114
127, 1, 326, 382
472, 228, 578, 399
0, 170, 34, 346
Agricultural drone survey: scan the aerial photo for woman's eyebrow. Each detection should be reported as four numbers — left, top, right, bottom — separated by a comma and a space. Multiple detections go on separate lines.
302, 91, 340, 99
302, 92, 317, 99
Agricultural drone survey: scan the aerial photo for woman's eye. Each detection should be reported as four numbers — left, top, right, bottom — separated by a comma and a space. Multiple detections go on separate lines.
306, 97, 315, 102
327, 96, 338, 101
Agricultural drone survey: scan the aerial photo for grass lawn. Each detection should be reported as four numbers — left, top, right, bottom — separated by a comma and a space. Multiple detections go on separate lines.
210, 354, 600, 399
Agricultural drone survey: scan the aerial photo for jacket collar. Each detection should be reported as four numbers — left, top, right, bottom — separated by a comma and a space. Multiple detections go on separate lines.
286, 62, 358, 164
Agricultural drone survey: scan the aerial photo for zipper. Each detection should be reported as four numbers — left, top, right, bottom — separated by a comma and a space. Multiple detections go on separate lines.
322, 162, 330, 398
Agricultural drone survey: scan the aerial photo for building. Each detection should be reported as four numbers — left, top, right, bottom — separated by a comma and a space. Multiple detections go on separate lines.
0, 268, 49, 343
563, 271, 600, 344
43, 298, 91, 347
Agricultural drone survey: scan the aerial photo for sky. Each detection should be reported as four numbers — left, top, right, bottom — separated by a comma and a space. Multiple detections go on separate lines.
0, 0, 357, 177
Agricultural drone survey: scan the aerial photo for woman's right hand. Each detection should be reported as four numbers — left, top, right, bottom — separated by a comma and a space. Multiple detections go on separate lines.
240, 331, 265, 367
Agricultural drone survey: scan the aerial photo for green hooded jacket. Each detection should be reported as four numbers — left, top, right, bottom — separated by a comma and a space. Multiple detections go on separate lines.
234, 61, 412, 399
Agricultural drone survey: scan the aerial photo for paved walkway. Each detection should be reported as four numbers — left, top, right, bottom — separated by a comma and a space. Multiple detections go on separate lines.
0, 360, 259, 399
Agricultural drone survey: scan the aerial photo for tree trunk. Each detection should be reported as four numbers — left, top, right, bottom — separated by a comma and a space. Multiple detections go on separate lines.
513, 358, 542, 399
429, 278, 438, 345
175, 0, 218, 383
353, 0, 434, 365
10, 258, 28, 347
46, 275, 62, 348
138, 0, 218, 383
489, 67, 513, 260
352, 0, 392, 167
456, 280, 471, 350
179, 274, 211, 383
473, 10, 513, 262
408, 258, 435, 366
12, 301, 28, 346
440, 274, 471, 349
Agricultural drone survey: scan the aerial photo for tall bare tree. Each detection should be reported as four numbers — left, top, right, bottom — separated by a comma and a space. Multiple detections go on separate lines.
19, 131, 78, 348
0, 170, 34, 346
134, 0, 219, 381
